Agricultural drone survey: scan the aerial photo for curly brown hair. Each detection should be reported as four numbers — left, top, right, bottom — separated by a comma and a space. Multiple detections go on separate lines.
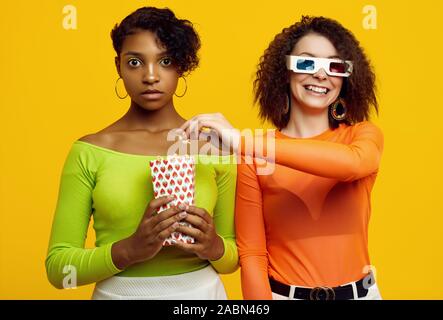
254, 16, 378, 130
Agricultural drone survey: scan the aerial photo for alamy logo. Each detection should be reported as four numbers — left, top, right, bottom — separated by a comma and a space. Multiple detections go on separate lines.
362, 265, 377, 289
362, 5, 377, 30
62, 5, 77, 30
166, 123, 276, 175
62, 265, 77, 289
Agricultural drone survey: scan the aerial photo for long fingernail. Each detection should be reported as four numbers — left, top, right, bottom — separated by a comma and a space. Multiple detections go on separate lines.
178, 203, 186, 210
172, 222, 179, 228
179, 212, 187, 218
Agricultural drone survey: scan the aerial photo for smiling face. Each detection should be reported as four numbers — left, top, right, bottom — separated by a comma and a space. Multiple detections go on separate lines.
116, 30, 179, 111
289, 33, 343, 113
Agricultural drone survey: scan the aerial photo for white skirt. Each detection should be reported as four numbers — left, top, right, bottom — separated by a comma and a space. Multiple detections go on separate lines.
91, 265, 227, 300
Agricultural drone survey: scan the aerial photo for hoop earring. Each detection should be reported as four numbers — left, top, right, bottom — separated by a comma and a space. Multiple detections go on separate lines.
330, 98, 347, 121
115, 77, 128, 99
174, 76, 187, 98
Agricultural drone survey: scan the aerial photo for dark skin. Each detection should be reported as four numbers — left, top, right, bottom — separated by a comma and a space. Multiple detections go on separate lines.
79, 30, 224, 270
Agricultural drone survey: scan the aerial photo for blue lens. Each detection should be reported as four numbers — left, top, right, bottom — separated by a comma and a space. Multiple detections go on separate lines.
296, 59, 315, 71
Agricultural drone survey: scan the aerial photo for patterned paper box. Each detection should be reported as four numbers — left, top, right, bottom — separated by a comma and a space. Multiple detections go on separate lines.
149, 155, 195, 246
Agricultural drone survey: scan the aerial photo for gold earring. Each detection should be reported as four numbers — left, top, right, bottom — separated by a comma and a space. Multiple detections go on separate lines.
330, 98, 347, 121
115, 77, 128, 99
174, 76, 187, 98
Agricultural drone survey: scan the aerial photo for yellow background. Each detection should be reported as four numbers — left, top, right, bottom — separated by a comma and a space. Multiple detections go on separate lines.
1, 0, 442, 299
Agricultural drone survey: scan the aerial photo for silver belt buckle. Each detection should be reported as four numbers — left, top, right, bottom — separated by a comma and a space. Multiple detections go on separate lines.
309, 286, 336, 300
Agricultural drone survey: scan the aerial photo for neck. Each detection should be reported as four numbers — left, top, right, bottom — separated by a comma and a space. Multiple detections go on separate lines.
119, 100, 186, 132
282, 101, 330, 138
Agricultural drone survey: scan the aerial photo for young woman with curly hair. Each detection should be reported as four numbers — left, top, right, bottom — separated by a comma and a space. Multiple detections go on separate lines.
181, 16, 384, 300
45, 7, 238, 300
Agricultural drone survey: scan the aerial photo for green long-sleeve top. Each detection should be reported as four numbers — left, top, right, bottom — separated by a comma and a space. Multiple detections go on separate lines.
45, 141, 238, 289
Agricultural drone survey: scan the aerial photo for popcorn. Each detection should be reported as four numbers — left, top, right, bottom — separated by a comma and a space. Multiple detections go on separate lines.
149, 155, 195, 246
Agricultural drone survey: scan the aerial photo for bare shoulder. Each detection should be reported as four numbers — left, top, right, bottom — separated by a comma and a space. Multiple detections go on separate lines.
78, 133, 110, 147
77, 125, 121, 149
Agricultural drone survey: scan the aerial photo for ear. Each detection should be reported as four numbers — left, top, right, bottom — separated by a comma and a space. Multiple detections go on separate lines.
115, 56, 121, 77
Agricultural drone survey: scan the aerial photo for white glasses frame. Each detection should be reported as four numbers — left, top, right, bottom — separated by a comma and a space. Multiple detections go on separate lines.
286, 55, 354, 77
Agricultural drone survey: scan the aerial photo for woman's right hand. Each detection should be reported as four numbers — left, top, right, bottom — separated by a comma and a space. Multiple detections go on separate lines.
111, 195, 187, 270
180, 113, 241, 154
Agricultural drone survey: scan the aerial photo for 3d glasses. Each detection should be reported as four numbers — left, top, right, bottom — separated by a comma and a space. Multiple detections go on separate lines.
286, 55, 353, 77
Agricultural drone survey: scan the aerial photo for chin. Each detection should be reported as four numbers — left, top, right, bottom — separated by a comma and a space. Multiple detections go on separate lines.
298, 98, 330, 111
134, 99, 166, 111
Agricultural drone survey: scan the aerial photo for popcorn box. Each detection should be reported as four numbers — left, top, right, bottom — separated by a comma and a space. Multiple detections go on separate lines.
149, 155, 195, 246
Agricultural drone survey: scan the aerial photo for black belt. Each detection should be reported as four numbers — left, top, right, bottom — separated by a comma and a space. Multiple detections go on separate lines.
269, 274, 375, 300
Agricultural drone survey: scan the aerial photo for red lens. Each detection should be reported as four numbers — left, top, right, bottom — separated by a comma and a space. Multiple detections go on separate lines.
329, 62, 346, 74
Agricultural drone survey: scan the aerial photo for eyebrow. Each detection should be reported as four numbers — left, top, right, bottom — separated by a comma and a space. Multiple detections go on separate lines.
122, 51, 168, 57
298, 52, 341, 59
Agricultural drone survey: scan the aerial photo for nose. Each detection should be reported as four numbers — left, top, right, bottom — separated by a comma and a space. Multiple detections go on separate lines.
313, 68, 327, 80
143, 62, 160, 84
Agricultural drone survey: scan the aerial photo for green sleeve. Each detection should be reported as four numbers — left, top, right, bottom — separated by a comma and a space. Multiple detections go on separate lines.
45, 144, 122, 289
208, 156, 239, 274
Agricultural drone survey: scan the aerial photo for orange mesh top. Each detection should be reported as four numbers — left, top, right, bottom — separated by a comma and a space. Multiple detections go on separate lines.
235, 121, 384, 299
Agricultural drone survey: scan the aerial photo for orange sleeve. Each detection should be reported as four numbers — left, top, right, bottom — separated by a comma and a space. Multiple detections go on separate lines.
235, 158, 273, 300
242, 121, 384, 181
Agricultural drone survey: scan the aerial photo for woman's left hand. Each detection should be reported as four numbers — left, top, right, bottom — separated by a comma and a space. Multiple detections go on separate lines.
180, 113, 240, 154
173, 205, 225, 261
